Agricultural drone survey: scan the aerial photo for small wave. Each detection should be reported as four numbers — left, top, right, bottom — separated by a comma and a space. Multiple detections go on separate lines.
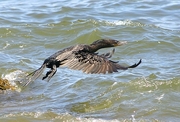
0, 111, 146, 122
129, 74, 180, 91
68, 19, 147, 27
72, 19, 141, 27
100, 20, 142, 26
1, 111, 120, 122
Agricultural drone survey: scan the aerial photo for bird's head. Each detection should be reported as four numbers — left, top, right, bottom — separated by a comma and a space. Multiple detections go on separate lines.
91, 39, 127, 48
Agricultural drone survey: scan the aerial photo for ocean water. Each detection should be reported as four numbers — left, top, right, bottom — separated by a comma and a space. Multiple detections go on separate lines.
0, 0, 180, 121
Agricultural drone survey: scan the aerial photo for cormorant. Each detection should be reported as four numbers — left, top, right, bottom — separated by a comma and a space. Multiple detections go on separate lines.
22, 39, 141, 86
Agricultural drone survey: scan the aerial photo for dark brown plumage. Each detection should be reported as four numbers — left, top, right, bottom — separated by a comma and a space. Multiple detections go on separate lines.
22, 39, 141, 86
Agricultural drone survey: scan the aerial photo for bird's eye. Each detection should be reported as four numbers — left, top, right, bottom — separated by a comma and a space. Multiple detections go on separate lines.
115, 40, 118, 43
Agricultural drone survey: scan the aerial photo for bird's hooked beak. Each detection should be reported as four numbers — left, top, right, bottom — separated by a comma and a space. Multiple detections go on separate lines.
116, 41, 127, 46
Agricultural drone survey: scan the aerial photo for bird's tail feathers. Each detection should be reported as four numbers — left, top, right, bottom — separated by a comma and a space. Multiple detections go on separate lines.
21, 64, 46, 87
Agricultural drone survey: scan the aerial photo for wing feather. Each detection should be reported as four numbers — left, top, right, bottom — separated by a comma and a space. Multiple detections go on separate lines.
60, 50, 141, 74
83, 61, 95, 73
107, 62, 113, 73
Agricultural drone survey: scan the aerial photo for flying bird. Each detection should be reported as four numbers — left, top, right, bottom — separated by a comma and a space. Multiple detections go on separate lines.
22, 39, 141, 86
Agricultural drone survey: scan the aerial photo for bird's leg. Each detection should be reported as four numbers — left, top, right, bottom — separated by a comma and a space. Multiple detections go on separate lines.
42, 64, 57, 82
105, 48, 115, 58
100, 49, 115, 58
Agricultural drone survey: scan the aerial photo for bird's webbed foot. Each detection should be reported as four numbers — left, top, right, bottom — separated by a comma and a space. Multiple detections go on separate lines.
42, 65, 57, 82
100, 49, 115, 58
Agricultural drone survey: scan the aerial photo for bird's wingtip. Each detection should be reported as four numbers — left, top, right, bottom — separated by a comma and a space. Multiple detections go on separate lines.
128, 59, 142, 68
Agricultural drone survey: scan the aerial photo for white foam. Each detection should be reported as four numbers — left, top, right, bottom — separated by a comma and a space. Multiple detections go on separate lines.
104, 20, 133, 26
2, 70, 25, 92
3, 70, 24, 81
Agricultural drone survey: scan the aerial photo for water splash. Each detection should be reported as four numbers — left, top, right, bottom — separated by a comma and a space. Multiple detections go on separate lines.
2, 70, 26, 92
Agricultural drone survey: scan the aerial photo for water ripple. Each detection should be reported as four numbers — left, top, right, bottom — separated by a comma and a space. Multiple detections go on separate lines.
0, 0, 180, 121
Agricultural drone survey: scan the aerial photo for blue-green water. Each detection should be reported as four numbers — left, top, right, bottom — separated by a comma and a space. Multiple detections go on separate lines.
0, 0, 180, 121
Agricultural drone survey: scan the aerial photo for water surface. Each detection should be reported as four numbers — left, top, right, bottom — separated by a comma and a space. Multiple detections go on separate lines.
0, 0, 180, 121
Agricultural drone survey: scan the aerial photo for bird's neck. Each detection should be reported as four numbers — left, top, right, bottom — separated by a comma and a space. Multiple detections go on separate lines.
88, 43, 109, 52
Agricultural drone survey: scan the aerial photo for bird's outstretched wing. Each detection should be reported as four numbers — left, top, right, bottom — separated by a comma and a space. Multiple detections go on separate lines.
61, 50, 141, 74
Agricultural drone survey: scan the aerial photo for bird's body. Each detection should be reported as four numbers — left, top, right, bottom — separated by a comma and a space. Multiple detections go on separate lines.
22, 39, 141, 86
